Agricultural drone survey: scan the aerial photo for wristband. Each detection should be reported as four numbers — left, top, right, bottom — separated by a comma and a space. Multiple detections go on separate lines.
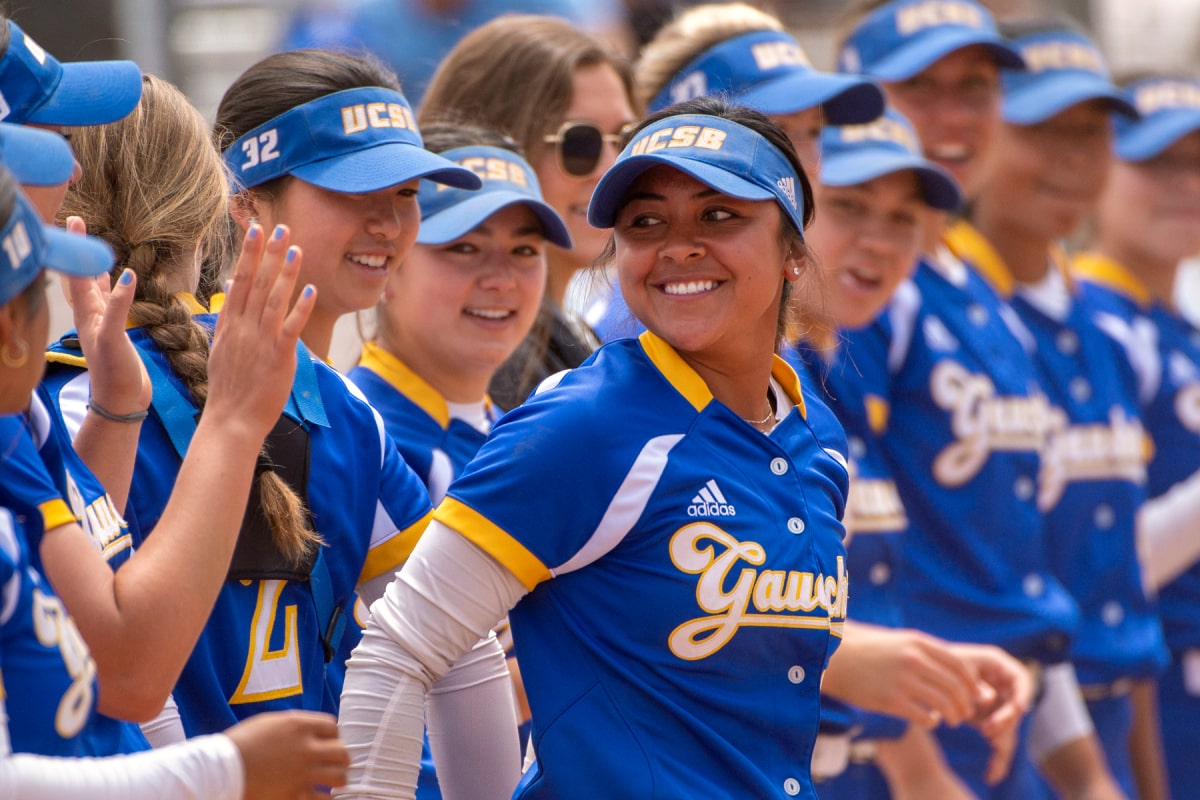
88, 399, 149, 423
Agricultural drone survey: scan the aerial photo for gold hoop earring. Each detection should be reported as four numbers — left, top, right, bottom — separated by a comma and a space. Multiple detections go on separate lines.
2, 338, 29, 368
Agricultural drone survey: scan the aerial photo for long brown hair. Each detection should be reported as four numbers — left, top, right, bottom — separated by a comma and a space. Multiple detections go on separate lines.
420, 15, 634, 159
63, 74, 320, 566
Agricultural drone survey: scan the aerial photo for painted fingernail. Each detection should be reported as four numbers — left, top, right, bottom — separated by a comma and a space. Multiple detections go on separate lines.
302, 284, 315, 298
286, 246, 299, 262
247, 224, 260, 241
273, 225, 285, 241
118, 269, 133, 285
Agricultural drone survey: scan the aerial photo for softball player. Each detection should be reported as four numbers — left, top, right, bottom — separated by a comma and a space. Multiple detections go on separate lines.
0, 164, 349, 796
587, 1, 885, 343
788, 108, 966, 797
1073, 74, 1200, 800
336, 98, 853, 800
835, 3, 1094, 796
38, 69, 512, 762
346, 127, 569, 798
419, 16, 635, 410
953, 21, 1169, 797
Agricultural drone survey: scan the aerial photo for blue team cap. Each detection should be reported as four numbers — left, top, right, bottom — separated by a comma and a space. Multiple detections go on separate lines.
1002, 31, 1136, 124
416, 146, 571, 248
648, 30, 884, 125
0, 122, 75, 186
0, 20, 142, 126
820, 108, 962, 211
223, 87, 481, 194
588, 113, 806, 237
0, 179, 114, 306
838, 0, 1024, 80
1113, 77, 1200, 161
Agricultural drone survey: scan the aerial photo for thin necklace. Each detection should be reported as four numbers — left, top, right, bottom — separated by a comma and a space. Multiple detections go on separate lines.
741, 389, 776, 427
741, 406, 774, 426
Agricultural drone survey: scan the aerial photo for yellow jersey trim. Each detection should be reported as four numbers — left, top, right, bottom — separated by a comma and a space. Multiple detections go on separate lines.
208, 292, 225, 313
944, 219, 1014, 298
638, 331, 713, 412
39, 498, 77, 531
44, 351, 87, 367
770, 353, 808, 421
639, 331, 807, 421
434, 497, 551, 591
360, 510, 434, 583
1071, 253, 1152, 308
357, 342, 450, 428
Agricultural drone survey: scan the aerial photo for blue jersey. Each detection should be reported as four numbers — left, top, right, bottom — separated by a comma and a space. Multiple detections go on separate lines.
786, 338, 910, 744
842, 236, 1079, 662
0, 499, 99, 757
946, 234, 1166, 686
1075, 254, 1200, 650
348, 342, 493, 503
437, 331, 849, 800
0, 399, 147, 757
41, 310, 434, 736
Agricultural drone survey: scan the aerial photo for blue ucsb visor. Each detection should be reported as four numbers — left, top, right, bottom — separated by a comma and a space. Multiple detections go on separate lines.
821, 108, 962, 211
417, 146, 571, 248
0, 122, 76, 186
648, 30, 884, 125
588, 114, 806, 238
1113, 77, 1200, 161
223, 87, 481, 194
1002, 31, 1136, 125
0, 182, 114, 306
0, 21, 142, 126
838, 0, 1024, 80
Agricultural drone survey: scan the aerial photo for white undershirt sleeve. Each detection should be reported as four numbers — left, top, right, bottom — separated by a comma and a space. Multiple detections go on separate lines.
1027, 662, 1095, 765
335, 521, 529, 800
1138, 467, 1200, 592
139, 693, 187, 747
0, 697, 244, 800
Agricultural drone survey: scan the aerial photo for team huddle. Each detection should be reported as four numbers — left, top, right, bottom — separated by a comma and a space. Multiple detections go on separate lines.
1, 0, 1198, 798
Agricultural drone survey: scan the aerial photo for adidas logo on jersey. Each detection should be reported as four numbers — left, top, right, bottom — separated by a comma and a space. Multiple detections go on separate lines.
688, 479, 736, 517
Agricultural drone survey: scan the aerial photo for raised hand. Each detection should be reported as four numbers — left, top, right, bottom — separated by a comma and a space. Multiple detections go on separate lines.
62, 215, 151, 418
205, 224, 315, 441
226, 711, 350, 799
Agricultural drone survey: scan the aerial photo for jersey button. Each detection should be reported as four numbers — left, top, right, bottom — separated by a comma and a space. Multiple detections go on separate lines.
1056, 330, 1079, 355
1093, 504, 1114, 530
784, 777, 802, 796
1023, 573, 1045, 598
1013, 475, 1035, 501
869, 562, 891, 586
1069, 377, 1092, 402
770, 457, 789, 475
848, 436, 866, 460
788, 665, 806, 684
967, 304, 988, 327
788, 517, 806, 534
1102, 602, 1125, 627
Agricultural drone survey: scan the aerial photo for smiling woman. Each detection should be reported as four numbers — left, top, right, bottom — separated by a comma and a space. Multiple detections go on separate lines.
333, 98, 856, 800
212, 49, 481, 362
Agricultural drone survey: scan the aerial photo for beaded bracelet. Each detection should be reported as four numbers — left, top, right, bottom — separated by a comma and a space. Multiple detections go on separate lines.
87, 399, 149, 424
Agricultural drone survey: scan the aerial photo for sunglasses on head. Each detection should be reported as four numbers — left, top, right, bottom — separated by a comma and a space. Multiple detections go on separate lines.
543, 120, 638, 177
